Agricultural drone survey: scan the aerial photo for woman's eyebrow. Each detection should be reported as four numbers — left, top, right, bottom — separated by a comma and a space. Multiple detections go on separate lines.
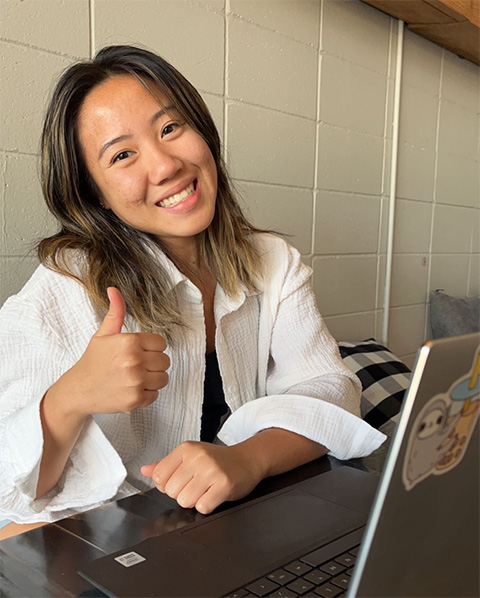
98, 106, 176, 160
98, 134, 132, 160
150, 105, 174, 126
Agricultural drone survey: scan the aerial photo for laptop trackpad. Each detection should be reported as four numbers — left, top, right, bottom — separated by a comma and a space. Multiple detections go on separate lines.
183, 489, 366, 572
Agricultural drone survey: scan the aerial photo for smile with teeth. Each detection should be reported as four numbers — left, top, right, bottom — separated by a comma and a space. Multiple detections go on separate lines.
157, 181, 195, 208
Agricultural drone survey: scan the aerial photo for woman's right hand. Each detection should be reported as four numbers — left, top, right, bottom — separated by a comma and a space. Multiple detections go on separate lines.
48, 287, 170, 418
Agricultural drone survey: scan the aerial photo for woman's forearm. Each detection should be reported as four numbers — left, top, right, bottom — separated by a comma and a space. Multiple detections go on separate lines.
234, 427, 328, 481
36, 380, 88, 499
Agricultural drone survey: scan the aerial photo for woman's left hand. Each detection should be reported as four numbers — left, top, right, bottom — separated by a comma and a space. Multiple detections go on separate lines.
141, 441, 264, 514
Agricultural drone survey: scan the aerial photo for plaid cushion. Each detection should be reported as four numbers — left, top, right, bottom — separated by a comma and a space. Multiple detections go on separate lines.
338, 339, 411, 431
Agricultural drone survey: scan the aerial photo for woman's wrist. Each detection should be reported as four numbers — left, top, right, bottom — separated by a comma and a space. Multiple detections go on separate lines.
234, 428, 328, 480
43, 369, 91, 424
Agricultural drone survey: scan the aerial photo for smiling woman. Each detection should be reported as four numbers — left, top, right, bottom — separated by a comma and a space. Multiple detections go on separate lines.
0, 45, 385, 525
38, 45, 261, 339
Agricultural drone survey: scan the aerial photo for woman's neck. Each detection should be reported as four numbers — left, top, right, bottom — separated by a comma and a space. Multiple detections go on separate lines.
161, 236, 200, 266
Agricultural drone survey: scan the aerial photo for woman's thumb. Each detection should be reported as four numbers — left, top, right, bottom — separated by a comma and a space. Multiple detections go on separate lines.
96, 287, 126, 336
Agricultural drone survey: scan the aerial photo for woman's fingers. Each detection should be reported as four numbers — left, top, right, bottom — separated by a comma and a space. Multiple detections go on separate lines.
140, 463, 156, 477
155, 453, 219, 510
176, 477, 214, 510
142, 370, 169, 391
143, 453, 213, 510
143, 351, 170, 372
137, 332, 168, 352
145, 444, 212, 504
143, 442, 261, 514
147, 450, 183, 493
193, 481, 229, 515
166, 473, 198, 507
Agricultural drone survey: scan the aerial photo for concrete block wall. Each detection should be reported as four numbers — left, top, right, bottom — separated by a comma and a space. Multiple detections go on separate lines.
1, 0, 479, 366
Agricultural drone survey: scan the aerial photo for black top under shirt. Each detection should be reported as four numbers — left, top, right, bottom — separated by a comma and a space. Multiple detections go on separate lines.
201, 350, 229, 442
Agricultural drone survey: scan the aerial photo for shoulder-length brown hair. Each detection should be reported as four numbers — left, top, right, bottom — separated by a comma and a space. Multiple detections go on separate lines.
38, 45, 264, 338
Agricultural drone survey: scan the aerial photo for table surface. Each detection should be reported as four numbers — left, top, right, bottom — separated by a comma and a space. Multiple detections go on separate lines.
0, 456, 344, 598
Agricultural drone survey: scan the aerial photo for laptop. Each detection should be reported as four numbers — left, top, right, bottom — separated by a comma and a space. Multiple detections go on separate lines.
78, 333, 480, 598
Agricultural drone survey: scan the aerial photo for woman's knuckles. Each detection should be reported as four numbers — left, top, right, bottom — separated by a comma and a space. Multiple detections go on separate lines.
152, 473, 165, 491
118, 333, 143, 350
124, 367, 147, 386
118, 357, 143, 374
179, 440, 198, 452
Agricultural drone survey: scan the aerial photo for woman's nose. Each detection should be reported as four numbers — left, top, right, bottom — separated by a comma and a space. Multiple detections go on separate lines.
145, 145, 182, 185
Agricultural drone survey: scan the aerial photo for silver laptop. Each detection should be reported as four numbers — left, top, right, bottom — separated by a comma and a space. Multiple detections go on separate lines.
78, 333, 480, 597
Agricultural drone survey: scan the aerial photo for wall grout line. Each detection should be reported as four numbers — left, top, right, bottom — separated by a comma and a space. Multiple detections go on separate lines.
312, 253, 386, 259
233, 177, 382, 197
0, 37, 84, 60
324, 301, 430, 316
227, 11, 320, 51
89, 0, 95, 58
223, 0, 229, 163
1, 150, 40, 158
224, 97, 317, 124
225, 97, 389, 138
311, 1, 324, 258
1, 154, 7, 253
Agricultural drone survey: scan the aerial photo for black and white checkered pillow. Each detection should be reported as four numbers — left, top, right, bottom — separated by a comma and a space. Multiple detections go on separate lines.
338, 339, 411, 431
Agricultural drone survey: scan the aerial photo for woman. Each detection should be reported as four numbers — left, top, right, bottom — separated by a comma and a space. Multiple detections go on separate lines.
0, 45, 384, 524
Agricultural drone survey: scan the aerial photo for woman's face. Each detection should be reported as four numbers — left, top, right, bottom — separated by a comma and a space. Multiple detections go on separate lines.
77, 75, 218, 256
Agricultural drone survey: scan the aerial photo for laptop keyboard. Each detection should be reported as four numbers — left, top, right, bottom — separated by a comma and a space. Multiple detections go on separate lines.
224, 545, 359, 598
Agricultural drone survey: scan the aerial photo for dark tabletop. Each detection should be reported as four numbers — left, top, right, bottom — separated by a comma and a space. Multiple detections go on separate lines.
0, 456, 357, 598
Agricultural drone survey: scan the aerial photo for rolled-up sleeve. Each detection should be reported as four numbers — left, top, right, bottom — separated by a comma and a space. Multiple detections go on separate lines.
218, 236, 386, 458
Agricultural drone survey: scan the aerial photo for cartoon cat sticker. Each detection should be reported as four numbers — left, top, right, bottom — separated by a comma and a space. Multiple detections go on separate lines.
403, 349, 480, 491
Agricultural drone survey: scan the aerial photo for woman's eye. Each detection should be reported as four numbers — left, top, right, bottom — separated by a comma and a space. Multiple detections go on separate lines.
162, 122, 180, 137
113, 151, 131, 163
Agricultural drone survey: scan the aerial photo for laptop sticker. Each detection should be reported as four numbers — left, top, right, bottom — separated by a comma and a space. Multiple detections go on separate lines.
403, 350, 480, 491
114, 551, 146, 567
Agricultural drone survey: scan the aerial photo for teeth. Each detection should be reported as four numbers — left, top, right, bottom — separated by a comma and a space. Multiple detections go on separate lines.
158, 182, 195, 208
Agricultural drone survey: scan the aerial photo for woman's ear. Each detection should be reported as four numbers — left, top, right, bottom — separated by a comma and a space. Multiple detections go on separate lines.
98, 194, 111, 210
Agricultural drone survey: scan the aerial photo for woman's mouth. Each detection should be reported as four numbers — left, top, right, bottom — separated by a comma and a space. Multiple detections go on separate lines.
156, 181, 196, 208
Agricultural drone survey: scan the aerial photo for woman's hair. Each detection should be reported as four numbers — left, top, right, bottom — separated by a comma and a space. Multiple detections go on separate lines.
38, 45, 265, 338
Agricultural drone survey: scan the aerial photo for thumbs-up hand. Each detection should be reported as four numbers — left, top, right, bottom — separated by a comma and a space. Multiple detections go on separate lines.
51, 287, 170, 417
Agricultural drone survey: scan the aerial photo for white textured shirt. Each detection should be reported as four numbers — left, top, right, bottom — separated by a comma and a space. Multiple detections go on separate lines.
0, 234, 385, 523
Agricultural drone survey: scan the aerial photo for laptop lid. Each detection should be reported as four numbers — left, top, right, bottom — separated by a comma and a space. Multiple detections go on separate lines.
349, 332, 480, 597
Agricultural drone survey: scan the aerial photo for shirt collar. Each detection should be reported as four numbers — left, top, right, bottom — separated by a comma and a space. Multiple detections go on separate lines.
149, 242, 261, 300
